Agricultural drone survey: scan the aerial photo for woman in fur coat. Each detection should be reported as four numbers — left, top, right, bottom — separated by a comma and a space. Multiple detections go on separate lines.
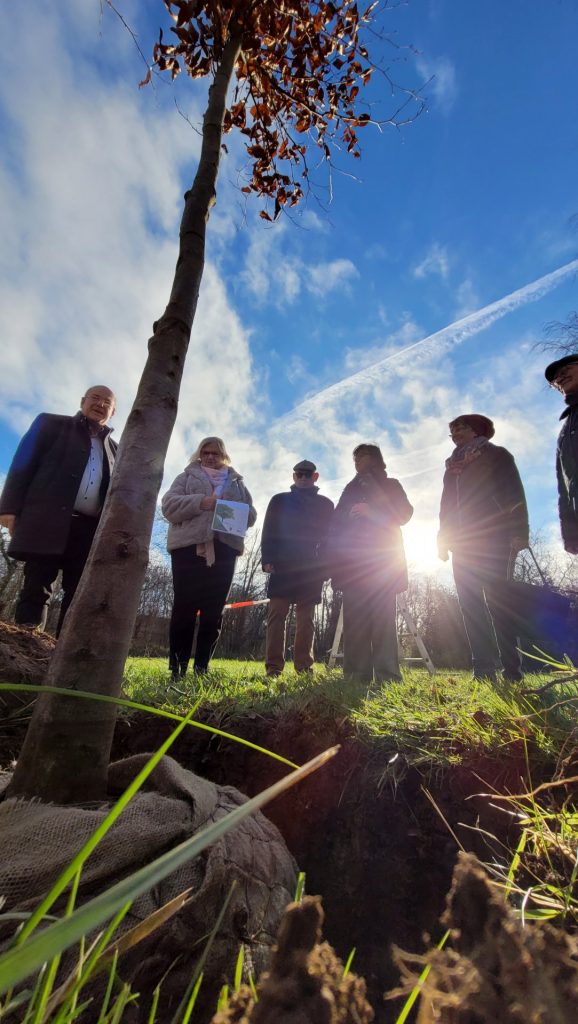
162, 436, 256, 679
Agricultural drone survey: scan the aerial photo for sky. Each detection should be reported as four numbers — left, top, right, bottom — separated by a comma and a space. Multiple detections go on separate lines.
1, 0, 577, 576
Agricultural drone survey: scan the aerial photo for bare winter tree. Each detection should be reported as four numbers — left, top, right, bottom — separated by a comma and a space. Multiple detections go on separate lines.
10, 0, 423, 801
542, 311, 578, 356
0, 528, 23, 619
219, 531, 268, 658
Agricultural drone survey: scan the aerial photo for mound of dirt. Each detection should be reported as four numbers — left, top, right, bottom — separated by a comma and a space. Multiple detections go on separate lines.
392, 851, 578, 1022
212, 896, 374, 1024
0, 620, 54, 717
0, 619, 54, 681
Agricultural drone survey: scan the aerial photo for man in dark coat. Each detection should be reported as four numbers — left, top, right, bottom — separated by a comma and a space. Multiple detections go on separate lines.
261, 459, 334, 676
438, 414, 529, 682
0, 386, 117, 634
544, 353, 578, 553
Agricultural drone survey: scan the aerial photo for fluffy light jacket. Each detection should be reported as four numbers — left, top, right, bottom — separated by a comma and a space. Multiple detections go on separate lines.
162, 463, 257, 553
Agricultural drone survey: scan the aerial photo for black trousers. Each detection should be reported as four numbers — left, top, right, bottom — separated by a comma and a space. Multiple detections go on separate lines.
452, 545, 522, 681
169, 540, 237, 675
341, 580, 401, 683
14, 513, 99, 636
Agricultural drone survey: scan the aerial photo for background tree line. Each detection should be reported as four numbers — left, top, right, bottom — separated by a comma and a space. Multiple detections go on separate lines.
4, 522, 577, 671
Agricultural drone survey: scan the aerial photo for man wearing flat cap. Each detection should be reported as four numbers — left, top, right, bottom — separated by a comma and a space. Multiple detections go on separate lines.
261, 460, 334, 676
545, 354, 578, 553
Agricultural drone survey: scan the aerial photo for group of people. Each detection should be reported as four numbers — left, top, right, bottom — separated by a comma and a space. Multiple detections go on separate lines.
161, 436, 413, 683
2, 350, 578, 683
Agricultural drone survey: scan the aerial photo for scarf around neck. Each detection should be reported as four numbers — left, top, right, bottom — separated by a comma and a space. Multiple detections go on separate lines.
201, 465, 229, 496
445, 436, 489, 475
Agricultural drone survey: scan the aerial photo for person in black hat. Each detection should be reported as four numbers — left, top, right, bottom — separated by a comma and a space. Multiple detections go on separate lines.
438, 414, 529, 682
261, 460, 334, 676
544, 354, 578, 553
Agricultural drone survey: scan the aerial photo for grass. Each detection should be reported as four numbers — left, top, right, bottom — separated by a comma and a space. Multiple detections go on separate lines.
121, 658, 578, 772
2, 656, 576, 1020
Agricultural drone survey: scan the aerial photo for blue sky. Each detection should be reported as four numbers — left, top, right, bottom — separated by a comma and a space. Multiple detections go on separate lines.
0, 0, 577, 573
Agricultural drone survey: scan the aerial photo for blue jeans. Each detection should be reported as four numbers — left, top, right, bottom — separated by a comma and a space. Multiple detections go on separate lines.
452, 546, 522, 680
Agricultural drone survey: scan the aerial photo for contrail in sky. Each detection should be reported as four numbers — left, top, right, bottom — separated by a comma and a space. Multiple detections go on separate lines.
275, 257, 578, 429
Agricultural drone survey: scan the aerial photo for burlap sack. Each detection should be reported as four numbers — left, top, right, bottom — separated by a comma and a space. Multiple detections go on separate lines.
0, 754, 298, 1017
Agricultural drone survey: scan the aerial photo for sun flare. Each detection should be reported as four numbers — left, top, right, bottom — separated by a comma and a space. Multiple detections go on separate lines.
403, 520, 443, 575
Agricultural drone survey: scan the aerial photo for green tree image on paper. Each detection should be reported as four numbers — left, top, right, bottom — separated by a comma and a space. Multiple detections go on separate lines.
214, 503, 236, 533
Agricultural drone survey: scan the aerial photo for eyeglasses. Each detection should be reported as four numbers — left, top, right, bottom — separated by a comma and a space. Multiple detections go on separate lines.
201, 450, 222, 458
295, 470, 313, 478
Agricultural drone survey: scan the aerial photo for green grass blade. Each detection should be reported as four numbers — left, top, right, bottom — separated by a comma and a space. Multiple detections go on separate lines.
233, 945, 244, 991
20, 965, 47, 1024
394, 930, 450, 1024
173, 882, 237, 1024
0, 684, 298, 769
505, 828, 527, 897
47, 904, 131, 1023
0, 745, 338, 996
342, 947, 355, 978
96, 949, 119, 1024
107, 983, 136, 1024
293, 872, 306, 903
248, 972, 258, 1002
180, 973, 203, 1024
147, 984, 161, 1024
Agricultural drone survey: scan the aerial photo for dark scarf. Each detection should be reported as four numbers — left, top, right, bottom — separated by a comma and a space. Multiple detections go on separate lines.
560, 392, 578, 419
445, 436, 489, 475
290, 484, 319, 496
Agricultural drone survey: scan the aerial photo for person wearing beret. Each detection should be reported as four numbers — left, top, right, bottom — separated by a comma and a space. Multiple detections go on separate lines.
261, 459, 334, 677
544, 354, 578, 554
438, 414, 529, 682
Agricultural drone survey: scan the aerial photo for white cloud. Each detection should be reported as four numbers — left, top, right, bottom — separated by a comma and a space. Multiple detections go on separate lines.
285, 354, 310, 385
1, 2, 574, 583
0, 2, 272, 523
239, 225, 358, 307
265, 259, 578, 575
412, 242, 450, 280
306, 258, 359, 297
417, 55, 458, 114
239, 222, 303, 306
344, 318, 423, 373
454, 277, 480, 318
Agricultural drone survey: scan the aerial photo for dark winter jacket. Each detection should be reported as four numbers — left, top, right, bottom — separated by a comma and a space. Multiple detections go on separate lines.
556, 397, 578, 551
0, 412, 117, 560
329, 472, 413, 593
438, 442, 529, 556
261, 486, 334, 603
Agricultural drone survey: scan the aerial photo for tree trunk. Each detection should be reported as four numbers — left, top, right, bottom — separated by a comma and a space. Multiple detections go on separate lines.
8, 29, 243, 803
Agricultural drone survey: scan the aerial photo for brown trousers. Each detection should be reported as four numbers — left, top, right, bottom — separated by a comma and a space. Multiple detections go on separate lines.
266, 596, 316, 675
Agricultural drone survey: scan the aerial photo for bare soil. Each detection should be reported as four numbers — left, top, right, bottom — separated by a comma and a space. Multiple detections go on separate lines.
110, 707, 540, 1022
1, 626, 572, 1022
